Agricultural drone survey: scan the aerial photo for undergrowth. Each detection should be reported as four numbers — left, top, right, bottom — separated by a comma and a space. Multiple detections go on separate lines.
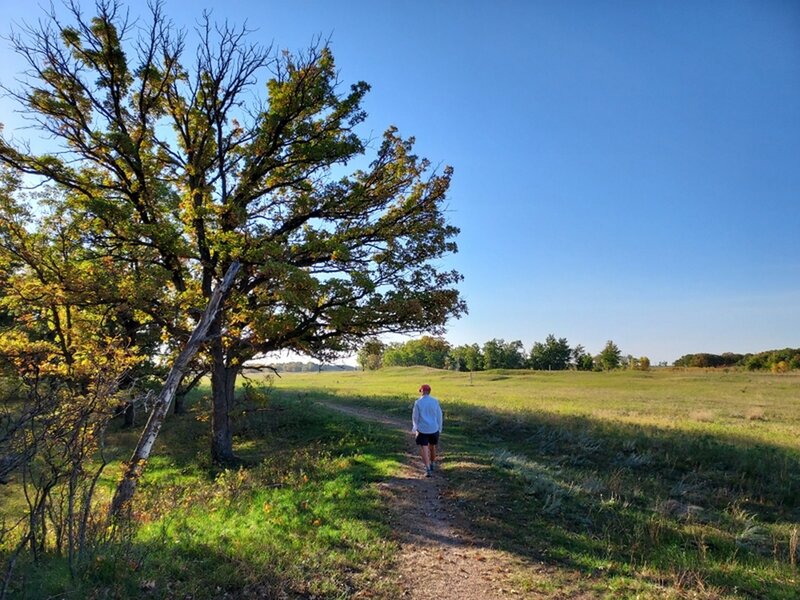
2, 390, 403, 599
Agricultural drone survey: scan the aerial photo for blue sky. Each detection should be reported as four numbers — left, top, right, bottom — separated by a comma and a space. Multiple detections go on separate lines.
1, 0, 798, 363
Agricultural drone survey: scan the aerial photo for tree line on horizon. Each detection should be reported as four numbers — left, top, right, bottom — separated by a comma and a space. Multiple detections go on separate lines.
673, 348, 800, 372
251, 361, 357, 373
357, 335, 651, 372
358, 336, 800, 373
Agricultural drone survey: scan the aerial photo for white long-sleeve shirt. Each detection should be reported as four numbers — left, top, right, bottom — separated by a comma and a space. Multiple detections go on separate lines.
412, 394, 443, 434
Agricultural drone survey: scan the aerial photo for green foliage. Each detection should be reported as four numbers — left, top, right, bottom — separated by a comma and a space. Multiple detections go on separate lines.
356, 338, 386, 370
482, 338, 525, 370
673, 349, 800, 371
597, 340, 622, 370
447, 343, 483, 372
746, 348, 800, 372
382, 336, 451, 368
572, 345, 594, 371
529, 334, 571, 371
673, 352, 744, 368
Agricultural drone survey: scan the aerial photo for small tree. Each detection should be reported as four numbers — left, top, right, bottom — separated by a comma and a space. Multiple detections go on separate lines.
356, 338, 385, 370
0, 170, 142, 581
598, 340, 622, 370
445, 346, 466, 371
463, 343, 484, 372
448, 343, 483, 372
572, 344, 594, 371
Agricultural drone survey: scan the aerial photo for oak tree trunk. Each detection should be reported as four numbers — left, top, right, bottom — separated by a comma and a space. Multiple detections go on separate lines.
123, 402, 135, 427
210, 342, 239, 464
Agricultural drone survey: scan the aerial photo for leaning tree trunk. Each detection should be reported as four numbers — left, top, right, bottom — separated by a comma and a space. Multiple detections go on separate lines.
108, 262, 240, 519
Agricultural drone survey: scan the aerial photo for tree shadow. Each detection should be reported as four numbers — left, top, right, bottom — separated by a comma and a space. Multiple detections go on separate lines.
281, 387, 800, 599
6, 390, 406, 599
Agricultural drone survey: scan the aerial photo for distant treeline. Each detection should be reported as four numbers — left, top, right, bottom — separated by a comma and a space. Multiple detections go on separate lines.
358, 336, 800, 372
358, 335, 650, 372
673, 348, 800, 372
254, 362, 357, 373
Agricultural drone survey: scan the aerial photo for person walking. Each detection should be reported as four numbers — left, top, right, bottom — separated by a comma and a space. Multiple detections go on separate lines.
412, 384, 443, 477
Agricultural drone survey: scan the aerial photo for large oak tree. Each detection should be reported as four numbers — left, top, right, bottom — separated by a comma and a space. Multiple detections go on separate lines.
0, 0, 465, 461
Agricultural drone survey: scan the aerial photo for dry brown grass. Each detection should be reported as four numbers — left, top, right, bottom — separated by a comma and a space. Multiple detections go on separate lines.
744, 406, 767, 421
690, 409, 715, 423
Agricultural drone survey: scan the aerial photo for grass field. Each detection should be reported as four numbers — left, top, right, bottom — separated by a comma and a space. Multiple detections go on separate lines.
2, 367, 798, 598
1, 386, 404, 599
271, 367, 800, 598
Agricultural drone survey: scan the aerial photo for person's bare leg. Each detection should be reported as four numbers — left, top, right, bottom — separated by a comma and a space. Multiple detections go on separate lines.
429, 444, 437, 467
419, 445, 431, 469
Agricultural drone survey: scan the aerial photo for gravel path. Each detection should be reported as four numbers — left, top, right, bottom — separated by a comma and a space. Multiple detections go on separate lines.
319, 402, 541, 599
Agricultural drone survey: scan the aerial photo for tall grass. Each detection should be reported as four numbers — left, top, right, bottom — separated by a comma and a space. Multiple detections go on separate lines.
273, 367, 800, 598
3, 367, 797, 598
1, 389, 404, 599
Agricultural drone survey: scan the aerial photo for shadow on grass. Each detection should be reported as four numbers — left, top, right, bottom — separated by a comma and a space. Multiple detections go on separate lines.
280, 387, 800, 599
4, 390, 405, 600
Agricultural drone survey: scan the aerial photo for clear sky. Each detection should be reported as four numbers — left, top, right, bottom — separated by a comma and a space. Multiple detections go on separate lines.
1, 0, 798, 364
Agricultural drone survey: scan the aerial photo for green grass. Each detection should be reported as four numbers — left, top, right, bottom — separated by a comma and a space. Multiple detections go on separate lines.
271, 367, 800, 598
2, 389, 405, 599
3, 367, 798, 598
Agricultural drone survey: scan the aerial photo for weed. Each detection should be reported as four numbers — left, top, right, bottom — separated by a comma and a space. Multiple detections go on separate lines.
657, 499, 703, 521
669, 475, 707, 502
580, 476, 607, 496
736, 524, 770, 553
490, 449, 562, 502
727, 503, 756, 525
617, 451, 652, 469
540, 492, 562, 515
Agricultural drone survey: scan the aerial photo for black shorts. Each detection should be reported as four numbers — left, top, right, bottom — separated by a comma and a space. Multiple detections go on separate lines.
415, 431, 439, 446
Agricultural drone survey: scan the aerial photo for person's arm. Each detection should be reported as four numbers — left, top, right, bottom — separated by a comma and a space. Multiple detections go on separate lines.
437, 404, 443, 433
411, 401, 419, 433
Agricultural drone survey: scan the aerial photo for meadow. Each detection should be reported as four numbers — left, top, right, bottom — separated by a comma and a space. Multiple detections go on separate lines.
273, 367, 800, 598
1, 367, 798, 598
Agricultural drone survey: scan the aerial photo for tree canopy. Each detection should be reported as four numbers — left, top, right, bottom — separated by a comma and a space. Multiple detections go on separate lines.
597, 340, 622, 371
0, 0, 465, 461
383, 336, 451, 369
529, 334, 571, 371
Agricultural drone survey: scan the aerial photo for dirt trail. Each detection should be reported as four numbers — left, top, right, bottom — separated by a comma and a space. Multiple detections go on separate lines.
319, 402, 541, 599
